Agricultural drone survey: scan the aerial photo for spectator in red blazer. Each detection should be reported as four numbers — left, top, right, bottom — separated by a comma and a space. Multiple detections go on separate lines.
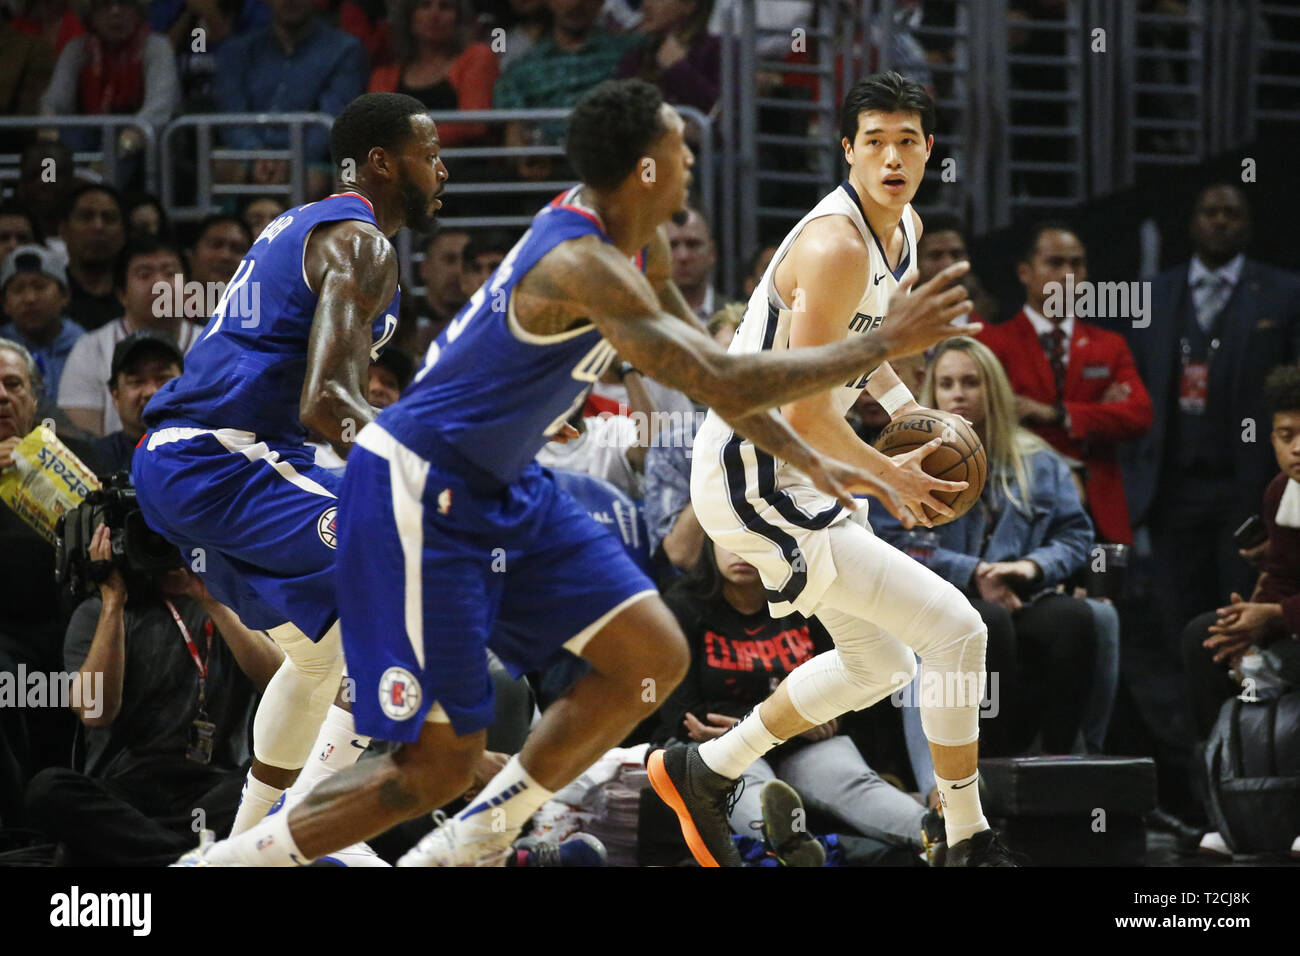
977, 223, 1153, 544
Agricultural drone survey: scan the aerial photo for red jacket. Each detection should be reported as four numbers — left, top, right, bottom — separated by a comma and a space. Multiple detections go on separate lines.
1259, 472, 1300, 641
977, 310, 1153, 544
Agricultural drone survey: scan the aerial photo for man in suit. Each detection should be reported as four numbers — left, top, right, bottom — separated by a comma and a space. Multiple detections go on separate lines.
978, 223, 1153, 545
1124, 184, 1300, 640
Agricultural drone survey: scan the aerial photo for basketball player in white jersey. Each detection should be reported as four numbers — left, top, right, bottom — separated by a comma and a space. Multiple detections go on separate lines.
649, 72, 1018, 866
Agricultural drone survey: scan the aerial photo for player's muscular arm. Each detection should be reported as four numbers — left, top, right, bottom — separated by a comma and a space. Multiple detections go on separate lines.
300, 221, 398, 454
517, 237, 943, 420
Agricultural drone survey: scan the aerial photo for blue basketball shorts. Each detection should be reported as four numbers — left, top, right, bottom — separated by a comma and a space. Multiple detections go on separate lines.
336, 423, 657, 742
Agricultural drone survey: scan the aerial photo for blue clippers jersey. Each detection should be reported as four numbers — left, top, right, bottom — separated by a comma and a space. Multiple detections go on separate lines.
378, 188, 645, 485
144, 193, 401, 445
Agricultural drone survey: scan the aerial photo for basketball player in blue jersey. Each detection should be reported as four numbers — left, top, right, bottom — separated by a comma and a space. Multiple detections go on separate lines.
183, 79, 976, 867
132, 93, 446, 860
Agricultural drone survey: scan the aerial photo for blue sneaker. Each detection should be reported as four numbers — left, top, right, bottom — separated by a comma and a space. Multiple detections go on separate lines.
508, 833, 608, 867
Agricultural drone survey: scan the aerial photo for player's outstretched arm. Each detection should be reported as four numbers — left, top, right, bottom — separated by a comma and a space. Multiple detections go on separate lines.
517, 237, 973, 422
300, 220, 399, 454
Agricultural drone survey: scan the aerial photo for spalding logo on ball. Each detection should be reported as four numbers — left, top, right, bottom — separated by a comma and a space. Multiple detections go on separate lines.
873, 411, 987, 525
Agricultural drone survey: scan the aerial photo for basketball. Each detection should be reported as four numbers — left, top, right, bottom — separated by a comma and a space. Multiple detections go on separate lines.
873, 410, 987, 525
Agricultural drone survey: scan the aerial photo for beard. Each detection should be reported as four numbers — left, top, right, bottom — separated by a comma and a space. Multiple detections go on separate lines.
400, 177, 438, 233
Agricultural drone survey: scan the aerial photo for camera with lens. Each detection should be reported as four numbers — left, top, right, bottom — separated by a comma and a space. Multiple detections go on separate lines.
54, 472, 183, 602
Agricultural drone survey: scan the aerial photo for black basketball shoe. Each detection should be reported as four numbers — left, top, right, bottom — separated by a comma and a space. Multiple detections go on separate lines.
944, 828, 1023, 866
647, 742, 744, 867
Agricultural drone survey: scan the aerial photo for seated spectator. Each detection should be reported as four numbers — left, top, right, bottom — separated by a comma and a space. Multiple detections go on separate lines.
0, 203, 41, 267
11, 0, 86, 54
185, 213, 251, 290
459, 229, 516, 298
617, 0, 718, 114
653, 537, 930, 856
91, 330, 182, 473
873, 337, 1100, 755
1183, 364, 1300, 735
977, 222, 1152, 546
59, 236, 198, 436
666, 205, 717, 324
147, 0, 269, 110
368, 0, 500, 146
413, 227, 469, 352
0, 244, 83, 402
493, 0, 641, 144
492, 0, 550, 71
740, 242, 776, 298
213, 0, 367, 200
0, 338, 103, 824
38, 0, 181, 164
0, 13, 55, 150
13, 141, 82, 253
914, 211, 996, 326
24, 532, 281, 865
239, 195, 287, 242
60, 182, 127, 331
367, 347, 414, 409
122, 191, 170, 240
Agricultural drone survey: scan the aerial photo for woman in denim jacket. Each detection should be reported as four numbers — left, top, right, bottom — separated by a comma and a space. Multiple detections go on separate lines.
873, 337, 1109, 756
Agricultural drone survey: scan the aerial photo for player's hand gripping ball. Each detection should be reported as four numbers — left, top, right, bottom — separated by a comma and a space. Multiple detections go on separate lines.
873, 410, 986, 525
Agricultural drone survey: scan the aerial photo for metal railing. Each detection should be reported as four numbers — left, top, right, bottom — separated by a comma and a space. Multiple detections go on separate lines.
158, 112, 335, 224
0, 116, 159, 195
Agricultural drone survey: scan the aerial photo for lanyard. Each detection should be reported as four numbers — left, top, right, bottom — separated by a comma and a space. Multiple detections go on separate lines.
164, 599, 212, 709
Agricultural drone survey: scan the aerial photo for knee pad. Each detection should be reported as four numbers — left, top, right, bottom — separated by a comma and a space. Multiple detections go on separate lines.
254, 622, 346, 769
785, 645, 916, 726
916, 619, 988, 748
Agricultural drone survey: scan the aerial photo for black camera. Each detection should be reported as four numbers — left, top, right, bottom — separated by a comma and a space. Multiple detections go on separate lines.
54, 472, 183, 602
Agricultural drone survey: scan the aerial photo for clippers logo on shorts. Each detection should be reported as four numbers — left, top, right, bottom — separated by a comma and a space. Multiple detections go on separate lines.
437, 488, 452, 515
378, 666, 421, 720
317, 506, 338, 549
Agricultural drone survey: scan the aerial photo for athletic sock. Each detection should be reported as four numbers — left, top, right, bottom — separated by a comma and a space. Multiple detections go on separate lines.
935, 770, 989, 846
285, 704, 371, 802
455, 755, 554, 841
697, 708, 783, 780
205, 806, 311, 867
229, 772, 286, 836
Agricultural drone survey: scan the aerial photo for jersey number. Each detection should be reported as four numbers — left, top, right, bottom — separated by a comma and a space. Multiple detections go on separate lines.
202, 258, 256, 340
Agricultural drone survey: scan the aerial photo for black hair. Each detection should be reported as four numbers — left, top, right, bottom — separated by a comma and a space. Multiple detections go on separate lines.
192, 213, 251, 247
372, 347, 415, 392
1019, 220, 1080, 265
839, 70, 935, 143
420, 226, 470, 257
744, 242, 777, 278
0, 200, 42, 244
113, 235, 186, 290
122, 192, 172, 240
329, 92, 429, 174
463, 229, 518, 264
110, 341, 183, 389
919, 210, 967, 242
1264, 365, 1300, 420
672, 536, 726, 606
62, 181, 123, 224
567, 79, 668, 192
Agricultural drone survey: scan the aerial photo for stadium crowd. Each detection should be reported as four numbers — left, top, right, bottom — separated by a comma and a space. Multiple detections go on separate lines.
1, 0, 1299, 866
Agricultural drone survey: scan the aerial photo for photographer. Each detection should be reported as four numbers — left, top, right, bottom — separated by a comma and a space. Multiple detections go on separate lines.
23, 524, 283, 865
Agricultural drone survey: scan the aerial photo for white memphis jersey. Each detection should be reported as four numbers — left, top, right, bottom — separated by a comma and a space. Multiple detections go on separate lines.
690, 182, 917, 616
